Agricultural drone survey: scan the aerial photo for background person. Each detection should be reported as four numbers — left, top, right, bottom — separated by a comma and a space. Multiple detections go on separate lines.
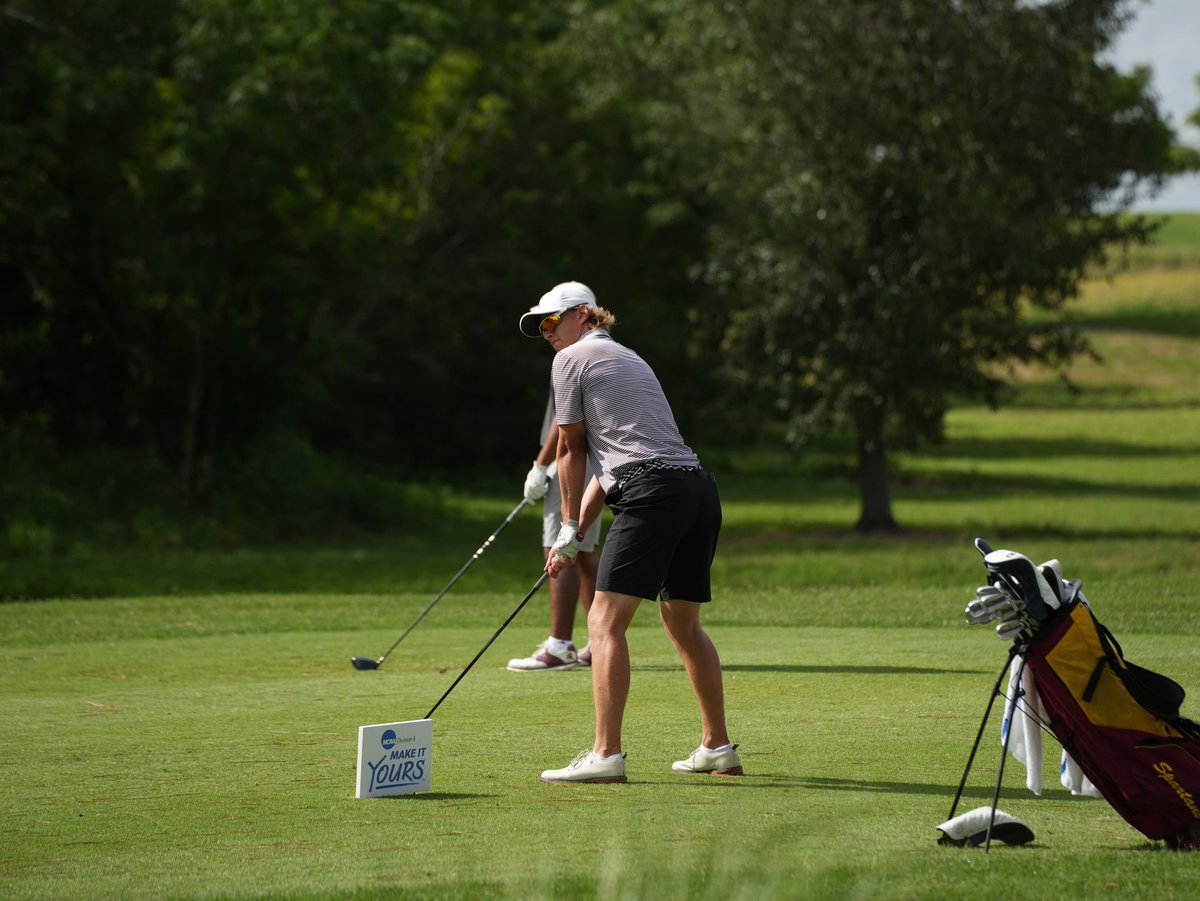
508, 398, 601, 672
518, 281, 741, 784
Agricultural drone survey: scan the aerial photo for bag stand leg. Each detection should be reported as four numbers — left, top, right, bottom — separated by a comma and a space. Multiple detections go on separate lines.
947, 646, 1028, 853
986, 652, 1029, 852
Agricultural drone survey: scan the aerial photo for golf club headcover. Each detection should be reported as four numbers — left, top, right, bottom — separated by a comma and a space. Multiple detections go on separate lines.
983, 550, 1060, 622
936, 806, 1035, 847
1038, 559, 1065, 604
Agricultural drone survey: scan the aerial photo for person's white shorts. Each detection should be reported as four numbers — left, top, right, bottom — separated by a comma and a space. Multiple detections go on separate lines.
543, 474, 601, 551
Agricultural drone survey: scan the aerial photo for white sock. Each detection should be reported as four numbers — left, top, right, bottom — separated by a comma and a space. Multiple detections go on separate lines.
546, 637, 574, 654
596, 752, 624, 761
703, 743, 733, 753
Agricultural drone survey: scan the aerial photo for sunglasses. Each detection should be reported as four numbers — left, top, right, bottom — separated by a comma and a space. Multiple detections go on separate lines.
540, 305, 581, 335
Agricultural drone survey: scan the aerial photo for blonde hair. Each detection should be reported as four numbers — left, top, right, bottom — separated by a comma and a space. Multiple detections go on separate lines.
585, 305, 616, 330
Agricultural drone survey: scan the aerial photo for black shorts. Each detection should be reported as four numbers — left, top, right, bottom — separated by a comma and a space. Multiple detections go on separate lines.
596, 468, 722, 602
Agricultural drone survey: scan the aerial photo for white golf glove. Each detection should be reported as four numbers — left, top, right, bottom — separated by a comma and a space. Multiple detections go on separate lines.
523, 462, 549, 503
552, 520, 583, 562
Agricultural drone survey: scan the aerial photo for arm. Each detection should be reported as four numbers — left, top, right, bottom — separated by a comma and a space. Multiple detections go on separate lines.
556, 420, 588, 525
522, 423, 559, 503
535, 422, 558, 468
546, 419, 590, 576
578, 475, 605, 537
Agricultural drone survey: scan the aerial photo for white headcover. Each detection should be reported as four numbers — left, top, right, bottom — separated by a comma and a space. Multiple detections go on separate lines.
936, 806, 1035, 847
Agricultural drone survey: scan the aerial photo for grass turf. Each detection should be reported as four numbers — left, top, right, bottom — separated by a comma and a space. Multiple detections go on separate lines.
4, 606, 1200, 899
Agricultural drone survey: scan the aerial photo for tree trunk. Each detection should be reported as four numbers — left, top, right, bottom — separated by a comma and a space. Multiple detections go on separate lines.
855, 404, 898, 532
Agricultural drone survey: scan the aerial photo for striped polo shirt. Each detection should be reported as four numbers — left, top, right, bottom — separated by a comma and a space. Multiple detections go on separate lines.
552, 329, 700, 492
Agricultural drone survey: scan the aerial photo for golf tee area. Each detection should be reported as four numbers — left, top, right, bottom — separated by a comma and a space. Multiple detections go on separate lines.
3, 224, 1200, 898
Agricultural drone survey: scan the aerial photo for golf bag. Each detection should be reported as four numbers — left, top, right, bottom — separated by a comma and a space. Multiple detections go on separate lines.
960, 539, 1200, 850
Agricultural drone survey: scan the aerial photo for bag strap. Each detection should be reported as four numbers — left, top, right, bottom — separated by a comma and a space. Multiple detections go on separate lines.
1088, 606, 1186, 721
1082, 657, 1107, 704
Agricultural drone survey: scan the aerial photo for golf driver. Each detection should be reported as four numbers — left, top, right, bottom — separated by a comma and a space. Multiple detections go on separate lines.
424, 572, 549, 719
351, 497, 531, 671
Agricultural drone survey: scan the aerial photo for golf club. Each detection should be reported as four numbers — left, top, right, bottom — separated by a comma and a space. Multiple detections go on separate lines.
351, 497, 532, 671
424, 571, 549, 719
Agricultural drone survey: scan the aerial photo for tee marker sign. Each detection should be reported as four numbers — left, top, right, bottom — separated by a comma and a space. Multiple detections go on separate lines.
355, 719, 432, 798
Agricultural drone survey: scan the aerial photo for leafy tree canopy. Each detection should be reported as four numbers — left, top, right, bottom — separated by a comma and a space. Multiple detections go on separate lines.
567, 0, 1178, 529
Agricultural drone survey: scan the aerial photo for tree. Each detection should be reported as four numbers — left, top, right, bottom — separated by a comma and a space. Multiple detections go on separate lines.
1, 0, 719, 508
0, 0, 523, 495
576, 0, 1178, 530
1177, 72, 1200, 173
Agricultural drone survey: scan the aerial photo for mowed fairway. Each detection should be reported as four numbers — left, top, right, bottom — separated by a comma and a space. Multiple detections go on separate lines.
3, 221, 1200, 898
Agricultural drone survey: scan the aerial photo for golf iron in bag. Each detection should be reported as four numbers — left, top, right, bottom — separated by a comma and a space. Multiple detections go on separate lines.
950, 538, 1200, 850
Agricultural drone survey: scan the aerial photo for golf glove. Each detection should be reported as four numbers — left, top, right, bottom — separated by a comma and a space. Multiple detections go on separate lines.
523, 462, 549, 503
552, 520, 583, 562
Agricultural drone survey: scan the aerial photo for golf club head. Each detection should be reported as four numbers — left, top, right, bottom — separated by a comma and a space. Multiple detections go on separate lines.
995, 619, 1027, 642
975, 583, 1010, 598
965, 583, 1027, 625
972, 586, 1013, 607
350, 656, 381, 671
967, 602, 1024, 625
966, 599, 1003, 624
966, 598, 1024, 625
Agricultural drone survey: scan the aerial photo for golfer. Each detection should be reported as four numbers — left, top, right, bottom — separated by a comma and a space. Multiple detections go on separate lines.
518, 281, 741, 784
508, 397, 600, 672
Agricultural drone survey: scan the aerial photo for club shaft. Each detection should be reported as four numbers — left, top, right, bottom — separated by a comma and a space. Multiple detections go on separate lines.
987, 652, 1028, 853
375, 498, 530, 665
424, 572, 549, 719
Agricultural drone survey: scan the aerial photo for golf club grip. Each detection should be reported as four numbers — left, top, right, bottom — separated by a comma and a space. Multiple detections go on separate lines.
424, 571, 549, 720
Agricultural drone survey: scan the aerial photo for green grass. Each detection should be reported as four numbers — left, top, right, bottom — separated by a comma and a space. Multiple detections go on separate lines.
5, 604, 1200, 900
1118, 212, 1200, 269
3, 218, 1200, 898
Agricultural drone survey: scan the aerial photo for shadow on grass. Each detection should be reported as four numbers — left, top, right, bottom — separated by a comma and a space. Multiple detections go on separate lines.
689, 775, 1086, 803
922, 436, 1200, 462
633, 664, 988, 676
1008, 386, 1200, 412
1073, 308, 1200, 339
378, 792, 496, 801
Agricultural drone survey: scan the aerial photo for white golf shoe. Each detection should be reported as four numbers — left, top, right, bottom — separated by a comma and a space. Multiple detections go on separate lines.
671, 744, 744, 776
506, 640, 579, 673
540, 750, 627, 784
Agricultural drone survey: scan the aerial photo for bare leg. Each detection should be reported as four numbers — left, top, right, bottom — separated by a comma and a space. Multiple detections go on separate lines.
576, 549, 598, 624
659, 600, 731, 749
545, 547, 581, 641
588, 590, 641, 756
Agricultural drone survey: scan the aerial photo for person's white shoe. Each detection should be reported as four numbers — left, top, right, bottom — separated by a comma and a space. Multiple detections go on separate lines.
506, 640, 579, 673
671, 744, 743, 776
540, 750, 627, 784
577, 644, 592, 667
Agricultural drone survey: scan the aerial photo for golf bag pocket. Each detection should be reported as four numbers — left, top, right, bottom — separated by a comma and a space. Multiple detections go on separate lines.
1025, 602, 1200, 849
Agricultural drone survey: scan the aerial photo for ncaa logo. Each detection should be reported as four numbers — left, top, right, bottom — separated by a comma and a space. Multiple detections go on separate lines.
381, 729, 397, 751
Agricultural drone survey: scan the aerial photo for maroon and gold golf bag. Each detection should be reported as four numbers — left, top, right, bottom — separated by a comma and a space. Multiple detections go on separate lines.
1024, 593, 1200, 848
952, 539, 1200, 850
